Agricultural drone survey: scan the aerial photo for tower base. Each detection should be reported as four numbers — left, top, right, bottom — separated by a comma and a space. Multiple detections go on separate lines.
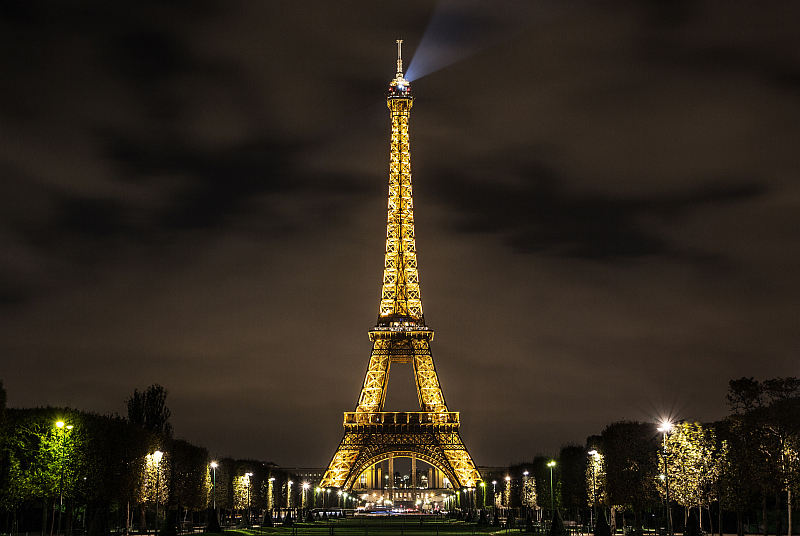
320, 412, 480, 490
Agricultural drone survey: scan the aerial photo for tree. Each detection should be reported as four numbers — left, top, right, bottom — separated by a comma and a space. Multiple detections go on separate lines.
717, 417, 756, 536
126, 384, 173, 437
168, 439, 210, 514
601, 421, 660, 536
0, 407, 86, 532
594, 507, 612, 536
658, 422, 722, 532
726, 377, 800, 536
559, 445, 587, 515
585, 439, 607, 510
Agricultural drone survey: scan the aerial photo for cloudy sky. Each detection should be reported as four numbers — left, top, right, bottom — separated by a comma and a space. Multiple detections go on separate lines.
2, 0, 799, 468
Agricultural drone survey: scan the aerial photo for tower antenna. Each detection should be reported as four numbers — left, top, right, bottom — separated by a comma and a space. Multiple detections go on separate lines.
396, 39, 403, 77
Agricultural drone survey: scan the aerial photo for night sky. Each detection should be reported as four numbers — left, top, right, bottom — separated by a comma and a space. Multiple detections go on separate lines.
2, 1, 799, 469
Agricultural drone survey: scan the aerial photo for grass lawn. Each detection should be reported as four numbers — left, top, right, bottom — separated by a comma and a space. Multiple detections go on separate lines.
203, 517, 517, 536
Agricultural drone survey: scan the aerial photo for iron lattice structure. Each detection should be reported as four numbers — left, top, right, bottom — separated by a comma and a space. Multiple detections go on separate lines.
321, 41, 481, 491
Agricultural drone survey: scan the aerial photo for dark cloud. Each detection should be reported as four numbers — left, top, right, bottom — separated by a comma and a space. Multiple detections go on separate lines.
430, 153, 767, 260
102, 134, 301, 229
56, 196, 128, 238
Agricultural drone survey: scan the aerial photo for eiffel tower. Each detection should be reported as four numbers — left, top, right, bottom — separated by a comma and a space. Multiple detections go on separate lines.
320, 41, 481, 494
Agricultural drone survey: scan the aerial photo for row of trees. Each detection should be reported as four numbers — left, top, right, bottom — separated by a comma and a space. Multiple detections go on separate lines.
495, 377, 799, 536
2, 377, 798, 535
0, 383, 299, 535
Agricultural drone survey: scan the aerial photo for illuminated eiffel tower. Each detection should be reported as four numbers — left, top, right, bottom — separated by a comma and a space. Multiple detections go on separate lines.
320, 41, 481, 494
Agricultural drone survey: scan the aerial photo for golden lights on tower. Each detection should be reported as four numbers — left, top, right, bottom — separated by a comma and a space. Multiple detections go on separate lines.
320, 40, 480, 492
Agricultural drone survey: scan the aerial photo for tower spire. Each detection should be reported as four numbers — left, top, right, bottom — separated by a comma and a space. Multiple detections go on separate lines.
396, 39, 404, 77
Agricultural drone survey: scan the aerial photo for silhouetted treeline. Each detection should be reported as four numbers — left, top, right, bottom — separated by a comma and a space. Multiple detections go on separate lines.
1, 378, 798, 536
0, 383, 294, 535
491, 377, 800, 536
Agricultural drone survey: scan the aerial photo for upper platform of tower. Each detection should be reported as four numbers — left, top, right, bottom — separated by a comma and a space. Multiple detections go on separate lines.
387, 39, 413, 99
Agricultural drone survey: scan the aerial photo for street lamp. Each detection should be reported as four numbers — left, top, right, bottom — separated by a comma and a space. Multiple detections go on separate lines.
480, 482, 486, 509
245, 472, 253, 526
55, 421, 73, 536
547, 461, 556, 520
268, 477, 276, 516
303, 482, 310, 514
153, 451, 164, 536
210, 463, 218, 510
523, 471, 529, 510
491, 481, 497, 508
588, 450, 598, 530
288, 480, 293, 509
658, 421, 674, 536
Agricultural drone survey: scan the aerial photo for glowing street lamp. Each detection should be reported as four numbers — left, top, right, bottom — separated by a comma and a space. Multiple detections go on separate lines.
55, 421, 73, 536
547, 461, 556, 519
268, 477, 276, 514
522, 471, 529, 509
480, 482, 486, 508
210, 463, 218, 510
288, 480, 293, 509
245, 473, 253, 525
302, 482, 310, 513
588, 450, 598, 530
153, 450, 164, 536
491, 480, 497, 508
657, 421, 674, 536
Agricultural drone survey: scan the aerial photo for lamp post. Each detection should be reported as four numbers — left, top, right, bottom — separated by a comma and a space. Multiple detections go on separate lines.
210, 463, 218, 510
287, 480, 293, 510
268, 477, 275, 513
480, 482, 486, 509
153, 451, 164, 536
492, 481, 497, 509
55, 421, 73, 536
588, 450, 598, 531
303, 483, 310, 515
547, 461, 556, 520
504, 475, 510, 515
523, 471, 529, 511
245, 472, 253, 526
658, 421, 673, 536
